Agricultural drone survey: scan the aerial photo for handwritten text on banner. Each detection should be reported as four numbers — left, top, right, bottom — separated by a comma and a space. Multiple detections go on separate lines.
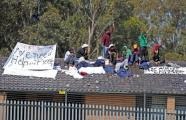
144, 66, 186, 74
3, 42, 56, 70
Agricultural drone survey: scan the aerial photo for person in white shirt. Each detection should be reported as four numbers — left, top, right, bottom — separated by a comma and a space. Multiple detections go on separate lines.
64, 48, 75, 67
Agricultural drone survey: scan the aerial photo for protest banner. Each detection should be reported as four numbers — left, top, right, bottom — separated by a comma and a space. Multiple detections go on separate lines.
3, 42, 58, 78
144, 66, 186, 74
3, 42, 56, 70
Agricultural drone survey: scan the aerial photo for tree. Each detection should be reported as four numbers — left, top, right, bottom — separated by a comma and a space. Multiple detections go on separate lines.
129, 0, 186, 52
0, 0, 37, 56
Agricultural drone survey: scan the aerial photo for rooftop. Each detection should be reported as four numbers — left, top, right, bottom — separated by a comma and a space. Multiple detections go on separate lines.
0, 58, 186, 95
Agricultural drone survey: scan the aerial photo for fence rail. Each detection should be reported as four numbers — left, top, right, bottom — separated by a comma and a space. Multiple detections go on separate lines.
0, 100, 185, 120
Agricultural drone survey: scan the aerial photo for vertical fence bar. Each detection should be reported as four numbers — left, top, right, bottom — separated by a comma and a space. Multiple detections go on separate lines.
30, 101, 34, 120
119, 106, 123, 120
64, 103, 67, 120
34, 101, 37, 120
85, 104, 88, 120
57, 102, 60, 120
115, 106, 118, 120
38, 101, 41, 120
101, 105, 104, 120
61, 102, 64, 120
146, 108, 149, 120
9, 100, 12, 120
13, 100, 16, 120
87, 104, 90, 119
16, 100, 19, 120
109, 105, 112, 120
41, 101, 44, 120
78, 104, 82, 120
181, 110, 184, 120
68, 103, 71, 120
71, 103, 73, 120
82, 104, 85, 120
24, 101, 27, 120
53, 102, 57, 120
27, 101, 30, 120
144, 94, 146, 120
105, 105, 108, 120
75, 103, 77, 120
150, 108, 154, 120
20, 101, 23, 120
51, 102, 54, 120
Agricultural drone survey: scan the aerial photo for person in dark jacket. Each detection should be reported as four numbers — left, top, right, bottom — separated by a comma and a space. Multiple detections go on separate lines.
152, 43, 161, 63
105, 44, 117, 65
76, 44, 89, 60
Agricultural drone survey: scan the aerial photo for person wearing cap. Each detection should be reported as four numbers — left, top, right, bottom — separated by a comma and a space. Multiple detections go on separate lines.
105, 44, 117, 65
64, 48, 76, 67
76, 44, 89, 60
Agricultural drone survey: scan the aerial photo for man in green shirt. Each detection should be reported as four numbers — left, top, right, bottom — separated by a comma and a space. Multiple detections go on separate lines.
138, 32, 148, 61
122, 45, 132, 59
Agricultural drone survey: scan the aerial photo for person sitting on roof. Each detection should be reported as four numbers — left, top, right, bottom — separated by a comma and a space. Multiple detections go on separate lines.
64, 48, 76, 67
122, 45, 132, 64
152, 43, 161, 64
105, 44, 117, 66
76, 44, 89, 60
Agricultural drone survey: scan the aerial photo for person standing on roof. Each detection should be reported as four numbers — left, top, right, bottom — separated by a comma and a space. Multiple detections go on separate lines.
101, 25, 114, 58
131, 43, 140, 65
138, 32, 148, 61
76, 44, 89, 60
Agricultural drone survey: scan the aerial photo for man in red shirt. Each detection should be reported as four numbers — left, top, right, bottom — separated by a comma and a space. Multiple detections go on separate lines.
101, 26, 113, 58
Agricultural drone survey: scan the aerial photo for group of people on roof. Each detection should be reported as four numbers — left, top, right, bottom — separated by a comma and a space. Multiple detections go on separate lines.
64, 25, 165, 72
100, 26, 164, 70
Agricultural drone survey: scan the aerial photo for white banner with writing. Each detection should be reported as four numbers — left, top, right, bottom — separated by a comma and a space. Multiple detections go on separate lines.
144, 66, 186, 74
3, 42, 56, 70
3, 42, 58, 78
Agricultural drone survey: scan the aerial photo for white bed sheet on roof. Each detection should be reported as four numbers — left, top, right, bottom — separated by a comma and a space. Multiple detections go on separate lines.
3, 68, 58, 79
61, 66, 105, 79
78, 67, 105, 74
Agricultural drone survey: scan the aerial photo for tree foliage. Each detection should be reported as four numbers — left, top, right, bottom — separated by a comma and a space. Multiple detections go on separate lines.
0, 0, 185, 59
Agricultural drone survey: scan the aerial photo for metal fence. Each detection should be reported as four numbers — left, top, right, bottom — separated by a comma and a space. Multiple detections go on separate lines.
0, 100, 186, 120
176, 109, 186, 120
0, 100, 166, 120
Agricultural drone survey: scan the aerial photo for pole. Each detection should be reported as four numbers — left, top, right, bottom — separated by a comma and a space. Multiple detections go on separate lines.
143, 92, 146, 120
65, 91, 67, 104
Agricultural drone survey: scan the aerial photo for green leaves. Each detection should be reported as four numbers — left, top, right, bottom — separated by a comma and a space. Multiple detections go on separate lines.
0, 0, 185, 60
